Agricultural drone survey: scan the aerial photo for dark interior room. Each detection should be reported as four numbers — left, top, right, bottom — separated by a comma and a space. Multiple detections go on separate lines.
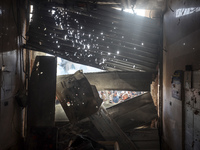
0, 0, 200, 150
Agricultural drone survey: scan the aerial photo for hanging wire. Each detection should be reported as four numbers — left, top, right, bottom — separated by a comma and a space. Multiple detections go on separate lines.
10, 0, 26, 91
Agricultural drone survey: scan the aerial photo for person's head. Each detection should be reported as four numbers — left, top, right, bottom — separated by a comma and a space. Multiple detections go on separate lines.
114, 92, 117, 97
122, 93, 128, 100
108, 91, 111, 95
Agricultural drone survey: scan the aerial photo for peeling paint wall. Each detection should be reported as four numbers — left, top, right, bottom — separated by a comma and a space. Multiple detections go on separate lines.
163, 0, 200, 149
0, 0, 26, 149
0, 51, 24, 150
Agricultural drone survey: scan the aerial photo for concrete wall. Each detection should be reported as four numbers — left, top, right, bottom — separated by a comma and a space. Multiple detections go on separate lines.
163, 0, 200, 149
0, 0, 26, 149
0, 51, 24, 150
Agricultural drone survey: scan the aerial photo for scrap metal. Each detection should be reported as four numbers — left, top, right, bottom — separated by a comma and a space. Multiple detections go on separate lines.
56, 70, 102, 123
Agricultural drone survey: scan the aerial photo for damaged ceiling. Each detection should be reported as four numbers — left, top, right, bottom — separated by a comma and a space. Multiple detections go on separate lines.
25, 0, 162, 72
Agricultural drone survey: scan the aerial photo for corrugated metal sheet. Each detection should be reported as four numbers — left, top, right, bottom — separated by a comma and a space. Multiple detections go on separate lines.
58, 71, 156, 91
25, 2, 161, 72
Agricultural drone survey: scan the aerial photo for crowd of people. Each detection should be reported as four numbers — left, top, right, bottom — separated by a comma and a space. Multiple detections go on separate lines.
99, 90, 145, 107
